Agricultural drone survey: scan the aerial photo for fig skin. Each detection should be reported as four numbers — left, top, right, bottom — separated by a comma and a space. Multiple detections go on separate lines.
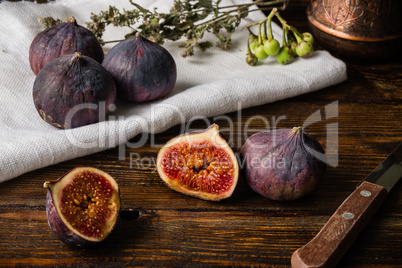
240, 127, 326, 201
45, 190, 91, 246
29, 16, 104, 75
33, 52, 116, 129
44, 167, 121, 246
156, 124, 239, 201
102, 33, 177, 102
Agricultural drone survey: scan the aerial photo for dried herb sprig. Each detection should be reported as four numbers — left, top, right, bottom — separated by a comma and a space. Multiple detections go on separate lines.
39, 0, 288, 57
38, 16, 63, 29
87, 0, 288, 58
90, 0, 288, 57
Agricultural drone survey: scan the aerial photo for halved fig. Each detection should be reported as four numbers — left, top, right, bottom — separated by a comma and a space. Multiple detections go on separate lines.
44, 167, 120, 246
156, 124, 239, 201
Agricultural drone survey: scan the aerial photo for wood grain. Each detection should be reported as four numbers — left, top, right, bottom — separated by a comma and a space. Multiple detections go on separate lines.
291, 182, 389, 268
0, 1, 401, 267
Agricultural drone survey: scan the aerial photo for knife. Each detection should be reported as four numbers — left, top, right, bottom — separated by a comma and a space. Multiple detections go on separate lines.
291, 144, 402, 268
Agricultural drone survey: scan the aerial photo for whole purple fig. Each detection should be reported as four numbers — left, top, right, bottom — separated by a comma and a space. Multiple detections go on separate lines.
29, 16, 104, 75
102, 33, 177, 102
33, 52, 116, 129
240, 127, 326, 201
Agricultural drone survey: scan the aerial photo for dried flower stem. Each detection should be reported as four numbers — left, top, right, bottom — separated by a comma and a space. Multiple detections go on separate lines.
86, 0, 289, 57
38, 0, 288, 57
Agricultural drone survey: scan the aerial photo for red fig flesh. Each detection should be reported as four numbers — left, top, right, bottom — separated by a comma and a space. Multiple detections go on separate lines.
44, 167, 120, 246
156, 124, 239, 201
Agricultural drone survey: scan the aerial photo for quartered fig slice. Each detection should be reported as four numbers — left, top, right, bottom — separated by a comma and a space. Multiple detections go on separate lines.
44, 167, 120, 246
156, 124, 239, 201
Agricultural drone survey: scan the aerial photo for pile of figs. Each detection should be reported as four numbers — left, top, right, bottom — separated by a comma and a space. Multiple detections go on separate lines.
31, 16, 328, 247
29, 17, 177, 245
44, 124, 327, 246
30, 16, 177, 129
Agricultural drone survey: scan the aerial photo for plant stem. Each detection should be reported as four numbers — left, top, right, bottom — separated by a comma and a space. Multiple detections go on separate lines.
216, 0, 287, 10
194, 5, 274, 30
103, 39, 127, 44
282, 25, 287, 45
176, 0, 286, 16
247, 27, 257, 38
191, 0, 288, 26
247, 32, 252, 53
267, 8, 277, 40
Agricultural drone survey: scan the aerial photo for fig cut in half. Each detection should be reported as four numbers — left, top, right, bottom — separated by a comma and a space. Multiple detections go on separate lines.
44, 167, 120, 246
156, 124, 239, 201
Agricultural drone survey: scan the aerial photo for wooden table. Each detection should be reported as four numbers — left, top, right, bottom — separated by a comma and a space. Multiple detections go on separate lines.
1, 1, 401, 267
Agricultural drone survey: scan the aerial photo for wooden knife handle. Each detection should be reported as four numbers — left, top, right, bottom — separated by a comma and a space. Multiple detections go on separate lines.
291, 181, 388, 268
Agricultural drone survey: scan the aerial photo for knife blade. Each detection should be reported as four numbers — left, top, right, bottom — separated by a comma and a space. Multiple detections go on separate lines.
291, 144, 402, 268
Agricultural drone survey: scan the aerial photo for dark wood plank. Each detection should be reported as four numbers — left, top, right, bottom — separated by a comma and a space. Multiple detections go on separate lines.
0, 0, 401, 267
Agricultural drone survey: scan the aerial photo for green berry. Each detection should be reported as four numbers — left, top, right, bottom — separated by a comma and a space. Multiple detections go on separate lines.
263, 39, 280, 56
276, 45, 294, 65
249, 35, 259, 52
296, 40, 314, 58
289, 40, 297, 56
246, 52, 258, 66
302, 32, 314, 44
254, 44, 268, 60
250, 41, 258, 52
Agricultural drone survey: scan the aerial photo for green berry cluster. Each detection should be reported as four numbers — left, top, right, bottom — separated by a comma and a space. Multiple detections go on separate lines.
245, 8, 314, 66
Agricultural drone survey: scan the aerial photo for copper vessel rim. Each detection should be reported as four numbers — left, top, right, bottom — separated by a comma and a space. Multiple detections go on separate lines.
308, 17, 402, 43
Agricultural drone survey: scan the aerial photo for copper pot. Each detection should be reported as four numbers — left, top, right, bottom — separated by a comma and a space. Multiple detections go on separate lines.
307, 0, 402, 61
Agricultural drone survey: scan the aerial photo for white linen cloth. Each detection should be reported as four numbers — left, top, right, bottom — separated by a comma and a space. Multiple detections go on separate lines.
0, 0, 347, 183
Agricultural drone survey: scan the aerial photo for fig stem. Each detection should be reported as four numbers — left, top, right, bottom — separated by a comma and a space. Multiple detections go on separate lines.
67, 16, 76, 24
292, 126, 303, 134
43, 181, 50, 189
74, 52, 82, 58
